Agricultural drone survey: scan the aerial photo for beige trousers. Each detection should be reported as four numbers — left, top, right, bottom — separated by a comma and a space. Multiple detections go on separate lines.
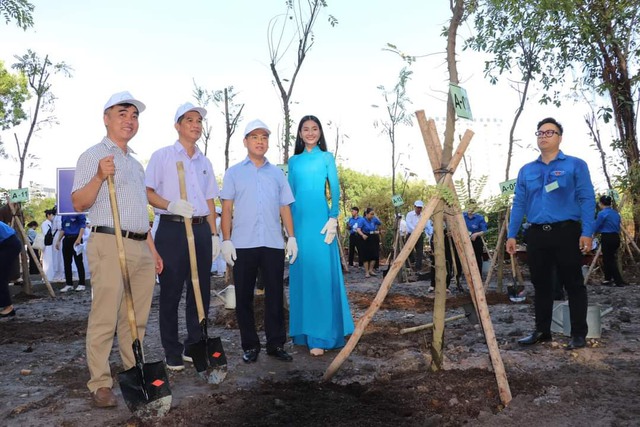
85, 232, 155, 392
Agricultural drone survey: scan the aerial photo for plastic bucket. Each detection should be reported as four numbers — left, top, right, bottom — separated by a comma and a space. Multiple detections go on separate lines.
562, 304, 612, 338
225, 285, 236, 310
551, 301, 567, 333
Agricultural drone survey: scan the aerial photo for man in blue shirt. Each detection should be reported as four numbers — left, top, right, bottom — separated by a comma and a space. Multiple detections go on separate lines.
220, 119, 298, 363
463, 200, 487, 277
346, 207, 364, 267
55, 214, 87, 292
593, 195, 627, 287
507, 117, 595, 350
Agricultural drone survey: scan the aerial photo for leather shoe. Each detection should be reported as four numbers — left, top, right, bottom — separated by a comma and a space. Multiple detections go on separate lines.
0, 308, 16, 318
565, 336, 586, 350
267, 347, 293, 362
92, 387, 117, 408
242, 348, 259, 363
518, 331, 552, 345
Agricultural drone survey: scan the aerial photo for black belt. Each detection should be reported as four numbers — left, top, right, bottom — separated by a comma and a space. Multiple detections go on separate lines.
530, 220, 577, 232
91, 226, 148, 241
160, 214, 206, 225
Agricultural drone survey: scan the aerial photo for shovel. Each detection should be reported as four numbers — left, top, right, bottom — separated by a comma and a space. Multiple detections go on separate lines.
177, 162, 228, 384
107, 176, 172, 418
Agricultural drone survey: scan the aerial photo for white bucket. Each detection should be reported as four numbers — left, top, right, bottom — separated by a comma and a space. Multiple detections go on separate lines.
225, 285, 236, 310
562, 304, 612, 338
551, 301, 567, 333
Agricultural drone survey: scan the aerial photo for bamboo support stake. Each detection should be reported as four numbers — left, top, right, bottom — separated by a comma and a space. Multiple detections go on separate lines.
584, 246, 601, 284
400, 313, 466, 334
418, 112, 511, 406
12, 215, 55, 297
484, 211, 508, 289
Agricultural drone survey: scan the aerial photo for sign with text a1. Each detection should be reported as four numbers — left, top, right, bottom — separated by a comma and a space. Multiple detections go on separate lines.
391, 194, 404, 207
499, 179, 517, 195
9, 188, 29, 203
449, 84, 473, 120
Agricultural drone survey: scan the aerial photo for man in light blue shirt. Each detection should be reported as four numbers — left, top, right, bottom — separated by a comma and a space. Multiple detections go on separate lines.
507, 117, 595, 350
220, 119, 297, 364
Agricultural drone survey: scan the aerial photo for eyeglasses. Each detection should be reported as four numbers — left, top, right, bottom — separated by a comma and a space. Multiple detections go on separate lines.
535, 130, 560, 137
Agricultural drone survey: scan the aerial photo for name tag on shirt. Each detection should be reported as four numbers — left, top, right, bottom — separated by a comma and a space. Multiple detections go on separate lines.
545, 181, 559, 192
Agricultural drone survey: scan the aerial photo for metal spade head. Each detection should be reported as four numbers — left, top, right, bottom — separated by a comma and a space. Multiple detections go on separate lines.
187, 336, 228, 384
118, 359, 172, 417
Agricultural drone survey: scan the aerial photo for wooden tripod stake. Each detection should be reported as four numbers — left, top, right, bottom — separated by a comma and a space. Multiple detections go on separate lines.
323, 112, 512, 407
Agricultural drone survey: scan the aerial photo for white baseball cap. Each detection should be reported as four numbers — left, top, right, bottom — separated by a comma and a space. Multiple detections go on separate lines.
414, 200, 424, 208
103, 91, 146, 114
244, 119, 271, 137
174, 102, 207, 124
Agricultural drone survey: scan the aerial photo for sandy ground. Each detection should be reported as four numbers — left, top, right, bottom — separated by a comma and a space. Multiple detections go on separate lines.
1, 261, 639, 426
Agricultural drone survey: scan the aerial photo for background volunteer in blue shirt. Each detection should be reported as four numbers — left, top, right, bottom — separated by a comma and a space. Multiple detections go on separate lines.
55, 214, 87, 292
346, 207, 364, 268
463, 200, 487, 277
507, 117, 595, 351
593, 195, 628, 287
0, 221, 22, 318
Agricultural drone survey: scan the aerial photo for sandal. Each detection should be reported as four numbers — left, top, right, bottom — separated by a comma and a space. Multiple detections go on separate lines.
310, 348, 324, 357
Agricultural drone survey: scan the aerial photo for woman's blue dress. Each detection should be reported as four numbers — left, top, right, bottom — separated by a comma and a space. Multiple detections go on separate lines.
288, 146, 355, 349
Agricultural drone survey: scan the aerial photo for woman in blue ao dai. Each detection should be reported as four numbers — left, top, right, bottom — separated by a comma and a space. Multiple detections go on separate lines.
288, 115, 355, 356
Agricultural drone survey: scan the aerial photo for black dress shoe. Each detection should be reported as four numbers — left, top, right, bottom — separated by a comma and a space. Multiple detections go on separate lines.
242, 348, 260, 363
267, 347, 293, 362
0, 309, 16, 318
518, 331, 552, 345
565, 336, 586, 350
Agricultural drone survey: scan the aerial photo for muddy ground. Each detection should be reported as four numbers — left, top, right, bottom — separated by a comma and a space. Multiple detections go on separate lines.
1, 260, 639, 427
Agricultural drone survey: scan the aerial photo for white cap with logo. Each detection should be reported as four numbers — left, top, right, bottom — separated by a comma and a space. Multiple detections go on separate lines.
414, 200, 424, 208
174, 102, 207, 124
243, 119, 271, 137
103, 91, 146, 114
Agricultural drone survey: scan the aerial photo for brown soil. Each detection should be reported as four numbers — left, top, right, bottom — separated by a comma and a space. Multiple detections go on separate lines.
1, 262, 639, 426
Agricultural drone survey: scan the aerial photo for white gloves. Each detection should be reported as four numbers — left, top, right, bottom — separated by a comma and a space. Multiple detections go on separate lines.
320, 218, 338, 245
286, 237, 298, 264
211, 235, 221, 260
167, 199, 194, 218
221, 240, 237, 266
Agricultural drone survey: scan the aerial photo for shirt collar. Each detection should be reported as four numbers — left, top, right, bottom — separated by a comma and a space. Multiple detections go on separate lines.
536, 149, 566, 164
102, 136, 136, 155
172, 140, 202, 159
241, 155, 271, 168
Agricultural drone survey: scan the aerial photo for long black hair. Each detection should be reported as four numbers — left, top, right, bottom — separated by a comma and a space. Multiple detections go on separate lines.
294, 115, 328, 155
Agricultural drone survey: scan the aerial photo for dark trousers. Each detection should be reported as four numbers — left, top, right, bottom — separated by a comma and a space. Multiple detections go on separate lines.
348, 233, 363, 266
0, 234, 22, 307
527, 221, 588, 338
471, 237, 484, 276
430, 236, 462, 286
233, 247, 286, 352
62, 234, 85, 287
156, 220, 212, 361
28, 248, 41, 274
601, 232, 624, 284
413, 233, 425, 271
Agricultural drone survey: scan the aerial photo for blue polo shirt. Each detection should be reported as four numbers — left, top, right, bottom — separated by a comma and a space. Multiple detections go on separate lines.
347, 216, 363, 235
361, 216, 381, 234
508, 151, 596, 238
594, 207, 620, 234
0, 221, 16, 242
463, 212, 487, 234
61, 214, 87, 236
220, 156, 294, 249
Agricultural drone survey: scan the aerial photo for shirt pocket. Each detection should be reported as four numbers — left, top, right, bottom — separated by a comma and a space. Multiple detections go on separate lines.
524, 171, 543, 192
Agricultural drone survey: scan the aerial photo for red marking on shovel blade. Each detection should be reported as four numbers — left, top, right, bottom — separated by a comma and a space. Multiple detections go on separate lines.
152, 379, 165, 387
212, 352, 222, 358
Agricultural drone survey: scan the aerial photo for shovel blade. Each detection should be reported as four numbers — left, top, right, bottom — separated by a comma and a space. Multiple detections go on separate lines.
187, 336, 228, 384
118, 360, 172, 417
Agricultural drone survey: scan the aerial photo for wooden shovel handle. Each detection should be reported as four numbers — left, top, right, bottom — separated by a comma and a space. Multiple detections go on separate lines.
107, 176, 139, 341
176, 162, 206, 323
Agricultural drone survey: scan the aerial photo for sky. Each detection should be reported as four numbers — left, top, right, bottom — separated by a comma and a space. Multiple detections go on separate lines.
0, 0, 619, 204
